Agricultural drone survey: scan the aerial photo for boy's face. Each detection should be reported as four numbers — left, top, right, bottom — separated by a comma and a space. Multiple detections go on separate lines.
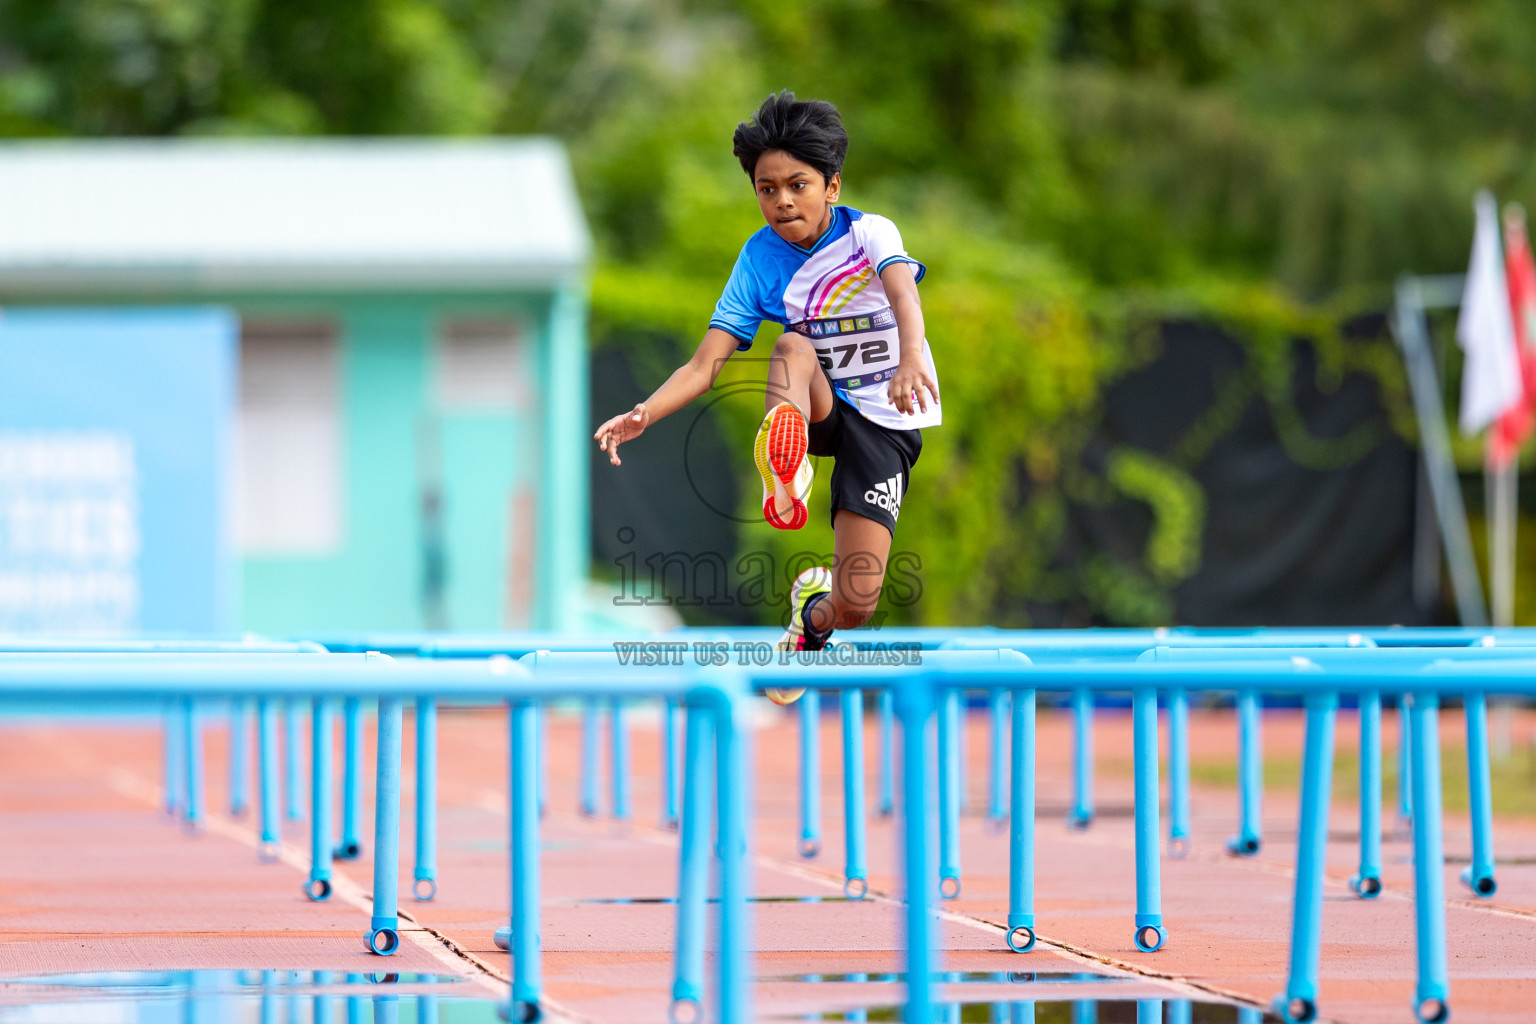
753, 149, 841, 248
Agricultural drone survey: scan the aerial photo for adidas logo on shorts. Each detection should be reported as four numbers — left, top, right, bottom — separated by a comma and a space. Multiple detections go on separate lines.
864, 474, 904, 520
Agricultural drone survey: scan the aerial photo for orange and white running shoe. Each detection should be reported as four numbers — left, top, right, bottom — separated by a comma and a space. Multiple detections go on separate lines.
754, 402, 814, 530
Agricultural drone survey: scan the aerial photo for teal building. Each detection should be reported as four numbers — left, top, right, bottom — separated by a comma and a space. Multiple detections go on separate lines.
0, 139, 591, 633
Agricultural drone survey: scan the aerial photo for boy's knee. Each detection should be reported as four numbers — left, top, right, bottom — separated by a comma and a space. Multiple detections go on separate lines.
771, 332, 816, 364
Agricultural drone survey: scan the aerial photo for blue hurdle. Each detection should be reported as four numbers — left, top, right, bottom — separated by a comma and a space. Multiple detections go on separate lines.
0, 651, 753, 1024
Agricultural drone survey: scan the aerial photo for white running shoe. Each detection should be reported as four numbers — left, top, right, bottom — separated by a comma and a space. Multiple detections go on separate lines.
766, 566, 834, 705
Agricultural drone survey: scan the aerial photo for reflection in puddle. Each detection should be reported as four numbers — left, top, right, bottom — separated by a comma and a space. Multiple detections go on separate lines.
0, 971, 1281, 1024
0, 970, 505, 1022
761, 971, 1129, 984
793, 1000, 1276, 1022
569, 895, 856, 905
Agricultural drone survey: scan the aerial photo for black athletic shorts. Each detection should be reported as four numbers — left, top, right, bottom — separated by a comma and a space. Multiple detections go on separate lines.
807, 392, 922, 536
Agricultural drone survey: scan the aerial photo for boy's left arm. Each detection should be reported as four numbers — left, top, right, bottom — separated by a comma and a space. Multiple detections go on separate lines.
880, 261, 939, 416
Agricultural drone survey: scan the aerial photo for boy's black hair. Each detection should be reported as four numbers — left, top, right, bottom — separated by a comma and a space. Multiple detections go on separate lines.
733, 91, 848, 184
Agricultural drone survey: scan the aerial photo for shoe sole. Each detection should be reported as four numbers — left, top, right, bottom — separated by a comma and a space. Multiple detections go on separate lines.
755, 404, 809, 530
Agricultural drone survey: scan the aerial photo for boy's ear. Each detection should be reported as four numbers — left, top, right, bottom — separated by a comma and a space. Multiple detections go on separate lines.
827, 172, 841, 202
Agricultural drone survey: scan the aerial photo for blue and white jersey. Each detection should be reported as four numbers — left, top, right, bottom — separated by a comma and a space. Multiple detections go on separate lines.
709, 205, 942, 431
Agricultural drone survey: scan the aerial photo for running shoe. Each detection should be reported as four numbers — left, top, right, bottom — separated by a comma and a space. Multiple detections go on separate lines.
755, 402, 813, 530
766, 566, 833, 705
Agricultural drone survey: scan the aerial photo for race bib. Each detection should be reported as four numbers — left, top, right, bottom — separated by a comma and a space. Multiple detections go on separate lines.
792, 307, 900, 386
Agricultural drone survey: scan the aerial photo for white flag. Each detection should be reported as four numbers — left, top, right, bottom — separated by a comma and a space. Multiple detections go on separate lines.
1457, 190, 1522, 434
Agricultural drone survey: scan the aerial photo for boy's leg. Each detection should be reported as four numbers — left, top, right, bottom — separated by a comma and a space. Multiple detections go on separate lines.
767, 509, 893, 704
758, 333, 833, 528
767, 332, 834, 423
807, 510, 893, 636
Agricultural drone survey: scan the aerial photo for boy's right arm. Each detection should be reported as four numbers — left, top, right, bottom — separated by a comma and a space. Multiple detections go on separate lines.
595, 327, 744, 467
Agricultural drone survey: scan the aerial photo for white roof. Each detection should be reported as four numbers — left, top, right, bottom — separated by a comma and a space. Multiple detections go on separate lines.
0, 138, 590, 293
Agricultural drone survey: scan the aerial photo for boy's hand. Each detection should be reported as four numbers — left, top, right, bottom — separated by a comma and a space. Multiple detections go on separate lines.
887, 361, 939, 416
594, 404, 651, 466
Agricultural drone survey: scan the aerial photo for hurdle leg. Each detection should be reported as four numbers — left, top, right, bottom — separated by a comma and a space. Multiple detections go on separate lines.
877, 688, 895, 817
670, 703, 713, 1016
1168, 686, 1191, 856
662, 696, 680, 829
1461, 691, 1497, 897
1072, 1003, 1097, 1024
1409, 694, 1450, 1022
956, 694, 968, 815
338, 697, 363, 859
841, 688, 868, 898
414, 697, 438, 900
1228, 689, 1263, 856
182, 698, 204, 831
285, 701, 304, 822
163, 706, 182, 816
258, 698, 280, 859
896, 676, 939, 1024
610, 697, 631, 821
510, 699, 542, 1020
1136, 1002, 1163, 1024
1352, 690, 1382, 897
713, 692, 751, 1024
537, 705, 549, 819
230, 700, 250, 817
988, 689, 1007, 824
798, 688, 822, 857
1006, 687, 1037, 952
1272, 690, 1337, 1024
1397, 694, 1413, 824
365, 698, 403, 955
938, 688, 962, 898
1131, 684, 1166, 951
580, 699, 600, 816
1069, 686, 1094, 829
306, 697, 334, 901
1167, 1000, 1191, 1024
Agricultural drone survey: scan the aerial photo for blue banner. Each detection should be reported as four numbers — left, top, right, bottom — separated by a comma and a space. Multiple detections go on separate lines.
0, 307, 236, 633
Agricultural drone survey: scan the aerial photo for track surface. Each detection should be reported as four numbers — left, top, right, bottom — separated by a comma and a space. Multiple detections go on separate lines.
0, 705, 1533, 1022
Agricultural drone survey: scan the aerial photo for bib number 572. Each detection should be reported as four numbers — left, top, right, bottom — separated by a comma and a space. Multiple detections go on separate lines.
817, 338, 890, 372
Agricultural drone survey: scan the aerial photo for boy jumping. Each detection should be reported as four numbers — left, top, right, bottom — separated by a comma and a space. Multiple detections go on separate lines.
594, 91, 941, 702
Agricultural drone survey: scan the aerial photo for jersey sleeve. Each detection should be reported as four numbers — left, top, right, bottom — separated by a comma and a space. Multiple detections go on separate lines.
709, 249, 766, 351
863, 214, 926, 284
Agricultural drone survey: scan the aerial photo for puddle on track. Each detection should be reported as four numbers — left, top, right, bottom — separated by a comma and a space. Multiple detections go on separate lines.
0, 971, 507, 1022
567, 894, 858, 905
784, 1000, 1279, 1022
0, 971, 1283, 1024
760, 971, 1130, 984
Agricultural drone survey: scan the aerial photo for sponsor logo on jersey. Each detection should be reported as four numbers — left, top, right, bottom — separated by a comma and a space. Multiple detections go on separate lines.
864, 474, 904, 519
793, 307, 896, 339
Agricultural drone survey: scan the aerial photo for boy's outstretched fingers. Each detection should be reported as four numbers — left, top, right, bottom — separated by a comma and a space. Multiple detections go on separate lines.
595, 403, 649, 466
